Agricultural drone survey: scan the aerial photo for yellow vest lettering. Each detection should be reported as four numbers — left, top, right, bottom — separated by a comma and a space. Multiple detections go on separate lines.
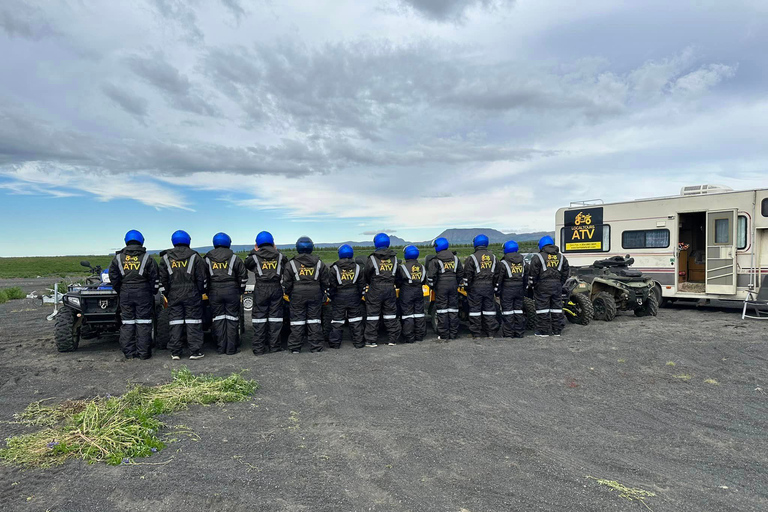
299, 266, 315, 277
379, 259, 393, 272
171, 260, 188, 269
341, 269, 355, 281
411, 266, 422, 280
211, 261, 229, 270
262, 260, 278, 270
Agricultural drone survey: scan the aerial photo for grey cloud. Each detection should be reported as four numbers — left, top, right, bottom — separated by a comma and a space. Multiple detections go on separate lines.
147, 0, 204, 44
396, 0, 513, 21
126, 53, 220, 116
219, 0, 246, 21
0, 1, 56, 40
101, 83, 149, 120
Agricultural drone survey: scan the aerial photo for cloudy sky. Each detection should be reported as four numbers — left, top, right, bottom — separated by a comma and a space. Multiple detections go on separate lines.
1, 0, 766, 256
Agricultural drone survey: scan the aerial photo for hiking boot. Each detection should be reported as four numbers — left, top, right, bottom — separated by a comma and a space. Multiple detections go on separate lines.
387, 342, 396, 346
189, 352, 205, 360
366, 342, 378, 348
171, 354, 180, 361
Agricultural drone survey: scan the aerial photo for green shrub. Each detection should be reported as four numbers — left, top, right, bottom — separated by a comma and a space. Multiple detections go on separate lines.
0, 368, 258, 467
0, 290, 7, 304
3, 287, 25, 300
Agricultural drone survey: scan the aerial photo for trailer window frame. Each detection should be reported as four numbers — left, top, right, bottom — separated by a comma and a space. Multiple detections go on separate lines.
737, 215, 748, 250
621, 228, 671, 249
762, 198, 768, 217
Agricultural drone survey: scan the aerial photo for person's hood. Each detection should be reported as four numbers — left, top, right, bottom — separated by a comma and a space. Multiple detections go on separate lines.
119, 243, 146, 256
404, 258, 422, 266
161, 246, 196, 259
542, 245, 560, 255
503, 252, 524, 264
333, 258, 355, 267
474, 246, 489, 253
251, 244, 280, 259
436, 249, 457, 262
293, 253, 320, 266
205, 247, 234, 262
371, 248, 397, 259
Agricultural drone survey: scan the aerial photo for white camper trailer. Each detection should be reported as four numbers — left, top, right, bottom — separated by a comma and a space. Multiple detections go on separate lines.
555, 185, 768, 304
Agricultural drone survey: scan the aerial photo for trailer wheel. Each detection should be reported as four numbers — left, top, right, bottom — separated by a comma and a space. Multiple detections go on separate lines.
635, 292, 659, 317
566, 293, 593, 325
55, 306, 81, 352
592, 292, 617, 322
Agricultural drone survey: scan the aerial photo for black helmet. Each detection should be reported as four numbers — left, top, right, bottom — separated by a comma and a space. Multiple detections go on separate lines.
296, 236, 314, 254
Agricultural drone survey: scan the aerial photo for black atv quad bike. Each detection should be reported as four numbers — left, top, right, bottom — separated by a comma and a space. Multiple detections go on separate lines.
522, 276, 594, 331
54, 261, 163, 352
572, 255, 658, 322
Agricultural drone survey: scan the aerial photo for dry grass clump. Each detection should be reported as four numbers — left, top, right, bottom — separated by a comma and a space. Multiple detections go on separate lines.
0, 368, 257, 467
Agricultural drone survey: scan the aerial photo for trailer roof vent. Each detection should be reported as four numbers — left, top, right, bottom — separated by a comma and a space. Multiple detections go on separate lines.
680, 184, 733, 196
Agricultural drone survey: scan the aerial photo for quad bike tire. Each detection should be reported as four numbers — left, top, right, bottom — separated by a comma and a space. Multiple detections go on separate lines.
55, 305, 81, 352
428, 300, 439, 334
523, 297, 537, 331
634, 292, 659, 317
240, 303, 246, 335
592, 292, 617, 322
565, 293, 593, 325
155, 304, 170, 350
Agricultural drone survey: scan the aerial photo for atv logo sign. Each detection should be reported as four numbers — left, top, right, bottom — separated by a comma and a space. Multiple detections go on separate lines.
480, 254, 494, 270
211, 261, 229, 270
170, 259, 188, 269
564, 207, 605, 253
378, 259, 394, 272
298, 265, 315, 277
261, 260, 278, 270
99, 300, 109, 310
123, 255, 141, 271
410, 265, 422, 280
340, 269, 356, 281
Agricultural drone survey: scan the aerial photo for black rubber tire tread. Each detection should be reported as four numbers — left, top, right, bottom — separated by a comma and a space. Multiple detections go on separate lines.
566, 293, 593, 326
54, 306, 80, 352
155, 305, 170, 350
635, 292, 659, 317
523, 297, 537, 331
592, 292, 617, 322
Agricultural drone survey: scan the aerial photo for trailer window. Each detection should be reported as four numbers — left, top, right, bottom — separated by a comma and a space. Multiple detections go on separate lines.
622, 229, 670, 249
714, 218, 730, 244
762, 198, 768, 217
737, 215, 747, 250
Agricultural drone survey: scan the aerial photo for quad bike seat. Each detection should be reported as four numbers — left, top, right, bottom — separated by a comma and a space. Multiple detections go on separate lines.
591, 256, 643, 278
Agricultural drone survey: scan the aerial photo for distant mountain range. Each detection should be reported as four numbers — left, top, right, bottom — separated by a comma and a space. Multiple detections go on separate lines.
174, 229, 551, 254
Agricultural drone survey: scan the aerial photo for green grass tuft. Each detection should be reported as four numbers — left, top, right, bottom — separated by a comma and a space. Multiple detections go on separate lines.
2, 287, 26, 300
704, 378, 719, 385
0, 290, 7, 304
0, 368, 257, 467
674, 374, 692, 381
665, 361, 676, 366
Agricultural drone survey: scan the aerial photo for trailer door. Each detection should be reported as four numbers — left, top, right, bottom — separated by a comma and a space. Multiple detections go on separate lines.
705, 209, 738, 295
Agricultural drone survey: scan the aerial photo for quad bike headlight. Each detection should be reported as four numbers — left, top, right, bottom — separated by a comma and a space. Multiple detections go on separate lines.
67, 296, 80, 307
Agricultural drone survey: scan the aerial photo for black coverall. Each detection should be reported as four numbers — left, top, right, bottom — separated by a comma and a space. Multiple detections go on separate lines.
204, 247, 248, 355
495, 253, 528, 338
159, 246, 207, 356
529, 245, 570, 335
427, 250, 463, 339
463, 247, 500, 337
108, 243, 159, 359
245, 246, 289, 354
363, 249, 402, 345
283, 253, 330, 353
396, 259, 426, 343
328, 258, 365, 348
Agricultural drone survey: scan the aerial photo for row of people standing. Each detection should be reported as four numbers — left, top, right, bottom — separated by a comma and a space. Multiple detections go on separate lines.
108, 229, 569, 360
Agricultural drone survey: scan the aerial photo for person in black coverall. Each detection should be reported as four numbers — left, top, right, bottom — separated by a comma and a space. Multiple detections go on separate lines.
282, 236, 330, 353
463, 234, 499, 339
204, 232, 247, 355
159, 230, 208, 360
397, 245, 426, 343
328, 244, 365, 349
529, 235, 570, 337
363, 233, 402, 347
108, 230, 159, 359
426, 237, 463, 341
495, 240, 528, 338
244, 231, 290, 355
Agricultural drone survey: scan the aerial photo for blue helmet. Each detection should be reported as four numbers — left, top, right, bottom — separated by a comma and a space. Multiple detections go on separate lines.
374, 232, 390, 249
338, 244, 354, 259
404, 245, 420, 260
473, 234, 489, 248
433, 237, 449, 252
256, 231, 274, 247
124, 229, 144, 245
213, 232, 231, 248
171, 230, 191, 246
504, 240, 519, 254
296, 236, 314, 254
538, 235, 555, 251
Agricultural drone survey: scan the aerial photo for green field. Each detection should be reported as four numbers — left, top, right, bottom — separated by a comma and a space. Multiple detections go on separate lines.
0, 243, 538, 279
